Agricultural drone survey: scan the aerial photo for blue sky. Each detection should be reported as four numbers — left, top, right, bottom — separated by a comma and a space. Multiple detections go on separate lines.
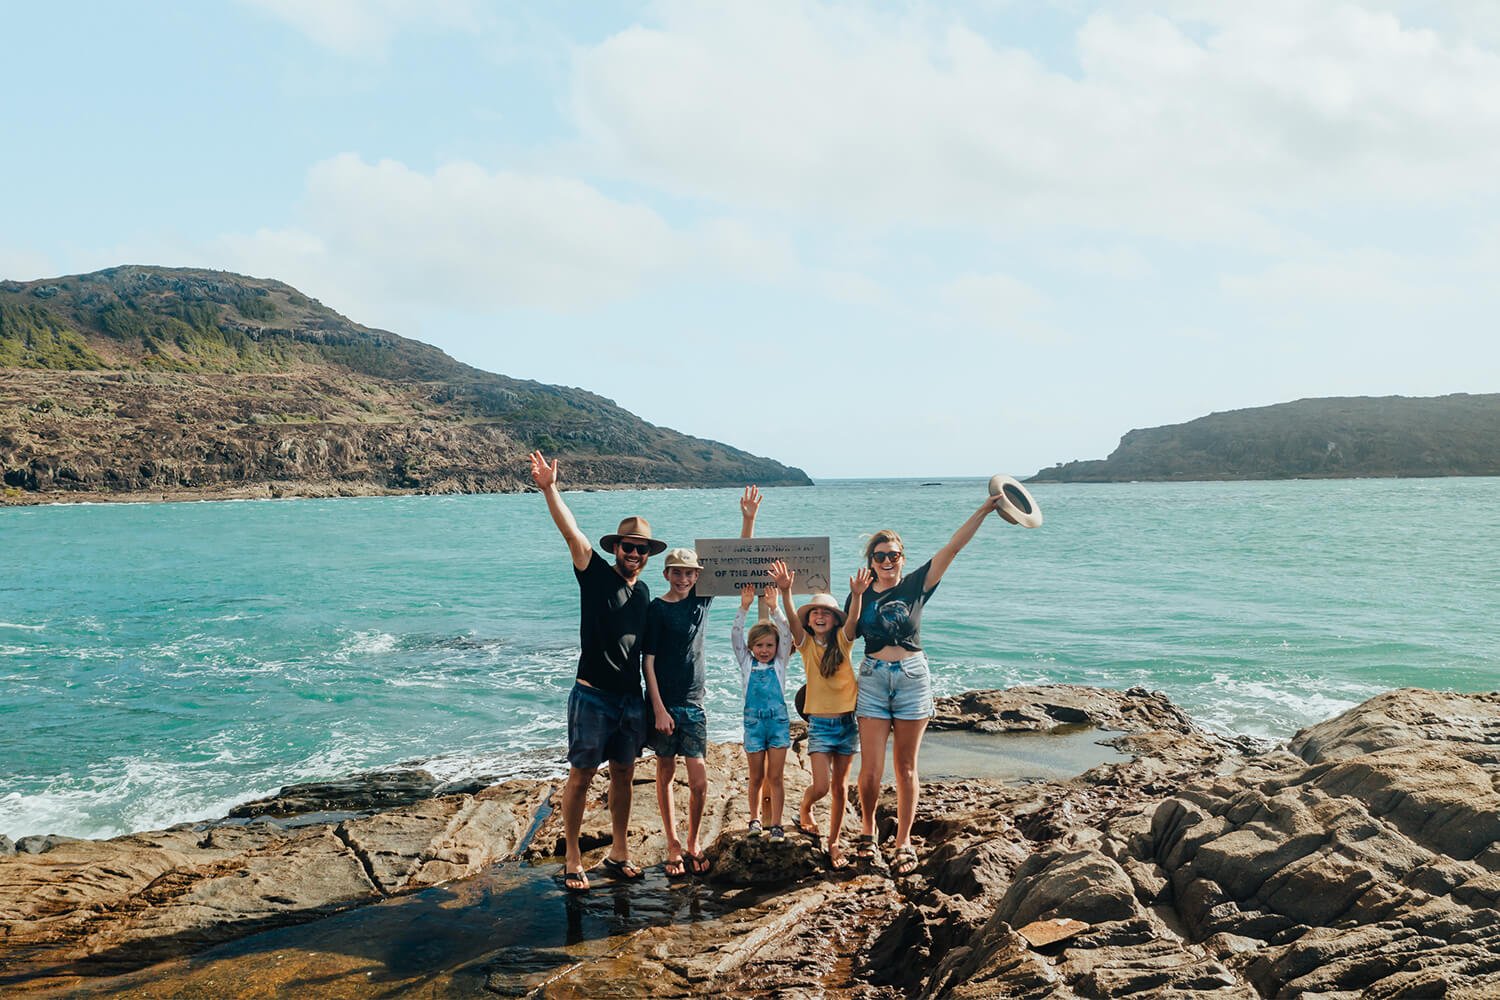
5, 1, 1500, 478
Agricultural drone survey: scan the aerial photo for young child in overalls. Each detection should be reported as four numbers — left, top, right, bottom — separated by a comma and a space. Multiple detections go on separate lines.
731, 582, 793, 840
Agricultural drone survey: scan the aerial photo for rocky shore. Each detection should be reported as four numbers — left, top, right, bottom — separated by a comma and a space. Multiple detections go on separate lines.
3, 685, 1497, 997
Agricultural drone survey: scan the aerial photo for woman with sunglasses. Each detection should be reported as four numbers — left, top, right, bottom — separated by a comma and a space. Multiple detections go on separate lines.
848, 496, 1006, 876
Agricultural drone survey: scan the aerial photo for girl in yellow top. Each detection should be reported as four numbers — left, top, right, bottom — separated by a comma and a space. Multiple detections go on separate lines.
770, 559, 871, 870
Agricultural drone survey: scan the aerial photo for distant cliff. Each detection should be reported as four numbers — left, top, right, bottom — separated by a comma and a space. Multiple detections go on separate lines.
1030, 394, 1500, 482
0, 267, 811, 502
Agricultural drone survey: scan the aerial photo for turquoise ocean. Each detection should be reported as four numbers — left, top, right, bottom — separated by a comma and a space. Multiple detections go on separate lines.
3, 478, 1497, 841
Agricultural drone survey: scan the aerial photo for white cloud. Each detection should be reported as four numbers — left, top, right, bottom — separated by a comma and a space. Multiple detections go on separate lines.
216, 154, 800, 321
1219, 247, 1456, 307
570, 2, 1500, 244
241, 0, 483, 56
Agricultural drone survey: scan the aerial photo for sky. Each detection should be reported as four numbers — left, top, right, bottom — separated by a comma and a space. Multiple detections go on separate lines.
4, 0, 1500, 479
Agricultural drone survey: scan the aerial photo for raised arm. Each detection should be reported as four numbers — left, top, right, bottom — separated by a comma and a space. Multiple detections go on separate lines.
768, 587, 793, 664
740, 485, 761, 537
841, 568, 872, 642
732, 585, 755, 686
926, 495, 1003, 588
770, 559, 805, 646
529, 450, 592, 571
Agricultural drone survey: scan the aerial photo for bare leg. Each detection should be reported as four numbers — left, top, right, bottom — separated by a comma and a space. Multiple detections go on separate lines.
857, 717, 892, 838
655, 755, 682, 862
801, 751, 832, 832
684, 757, 708, 856
891, 718, 929, 850
746, 750, 766, 826
765, 746, 788, 827
828, 752, 855, 865
562, 765, 597, 874
606, 761, 636, 863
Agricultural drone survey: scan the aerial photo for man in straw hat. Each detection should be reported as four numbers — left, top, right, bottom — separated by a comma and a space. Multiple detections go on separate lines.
530, 449, 669, 892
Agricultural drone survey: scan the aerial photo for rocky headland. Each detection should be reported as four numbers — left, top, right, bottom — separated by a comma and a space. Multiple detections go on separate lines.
2, 685, 1498, 997
1029, 394, 1500, 482
0, 267, 810, 504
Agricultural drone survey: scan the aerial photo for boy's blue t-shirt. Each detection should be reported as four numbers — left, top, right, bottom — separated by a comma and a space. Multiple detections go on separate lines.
642, 592, 712, 708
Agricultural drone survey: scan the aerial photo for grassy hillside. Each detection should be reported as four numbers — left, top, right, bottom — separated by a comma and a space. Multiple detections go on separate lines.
0, 267, 811, 499
1029, 395, 1500, 482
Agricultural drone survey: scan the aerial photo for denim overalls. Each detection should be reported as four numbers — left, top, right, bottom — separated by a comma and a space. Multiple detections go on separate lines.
742, 662, 790, 753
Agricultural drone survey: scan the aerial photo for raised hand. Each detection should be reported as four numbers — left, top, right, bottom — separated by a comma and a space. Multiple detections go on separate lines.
768, 558, 795, 592
740, 485, 763, 520
529, 450, 559, 491
850, 567, 873, 595
739, 583, 756, 609
761, 584, 777, 605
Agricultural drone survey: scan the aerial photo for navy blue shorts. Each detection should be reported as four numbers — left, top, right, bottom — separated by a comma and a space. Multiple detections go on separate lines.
567, 682, 647, 770
651, 704, 708, 759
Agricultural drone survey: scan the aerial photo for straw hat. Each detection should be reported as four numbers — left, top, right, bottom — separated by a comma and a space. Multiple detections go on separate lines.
796, 592, 847, 630
599, 516, 668, 555
988, 475, 1043, 529
663, 547, 703, 570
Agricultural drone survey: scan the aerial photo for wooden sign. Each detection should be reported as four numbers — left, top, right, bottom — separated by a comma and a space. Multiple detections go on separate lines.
693, 536, 832, 596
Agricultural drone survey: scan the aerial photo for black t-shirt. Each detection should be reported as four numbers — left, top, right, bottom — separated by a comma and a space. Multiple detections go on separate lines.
847, 559, 939, 657
574, 551, 649, 696
642, 593, 712, 708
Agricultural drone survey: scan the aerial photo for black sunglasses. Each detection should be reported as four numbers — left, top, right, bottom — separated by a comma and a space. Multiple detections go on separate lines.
871, 550, 903, 563
617, 541, 653, 556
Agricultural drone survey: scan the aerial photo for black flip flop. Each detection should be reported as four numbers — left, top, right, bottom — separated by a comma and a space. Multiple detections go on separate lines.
601, 856, 645, 881
687, 852, 712, 875
663, 856, 688, 879
560, 868, 590, 893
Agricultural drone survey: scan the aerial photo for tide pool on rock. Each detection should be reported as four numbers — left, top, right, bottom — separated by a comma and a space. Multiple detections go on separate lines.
3, 477, 1499, 841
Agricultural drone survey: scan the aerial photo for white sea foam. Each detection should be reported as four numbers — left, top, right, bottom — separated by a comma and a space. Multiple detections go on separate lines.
0, 645, 26, 656
0, 622, 45, 631
334, 630, 400, 660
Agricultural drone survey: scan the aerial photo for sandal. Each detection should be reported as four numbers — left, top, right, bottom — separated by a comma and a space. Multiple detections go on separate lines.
687, 852, 713, 875
826, 850, 852, 872
561, 868, 590, 893
769, 824, 786, 843
892, 845, 919, 877
747, 819, 763, 838
601, 856, 644, 881
855, 834, 877, 860
795, 821, 821, 842
663, 856, 687, 879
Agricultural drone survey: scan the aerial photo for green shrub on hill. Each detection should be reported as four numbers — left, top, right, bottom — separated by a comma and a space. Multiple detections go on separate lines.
0, 303, 106, 370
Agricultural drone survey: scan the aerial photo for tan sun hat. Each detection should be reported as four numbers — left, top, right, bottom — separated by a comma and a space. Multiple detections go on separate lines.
663, 547, 703, 570
988, 475, 1043, 529
599, 516, 668, 555
796, 592, 847, 630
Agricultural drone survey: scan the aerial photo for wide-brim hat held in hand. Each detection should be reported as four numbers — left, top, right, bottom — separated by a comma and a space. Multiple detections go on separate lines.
796, 592, 847, 630
988, 475, 1043, 529
599, 516, 668, 555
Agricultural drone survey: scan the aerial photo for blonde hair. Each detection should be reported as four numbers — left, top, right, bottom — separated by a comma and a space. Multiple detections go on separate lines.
864, 529, 905, 570
747, 621, 780, 653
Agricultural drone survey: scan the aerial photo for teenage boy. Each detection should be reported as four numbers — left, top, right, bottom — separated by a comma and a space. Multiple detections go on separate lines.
643, 486, 761, 877
530, 449, 665, 892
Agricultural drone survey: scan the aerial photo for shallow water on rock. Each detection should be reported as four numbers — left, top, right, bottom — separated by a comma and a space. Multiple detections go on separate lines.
885, 725, 1130, 783
62, 861, 733, 998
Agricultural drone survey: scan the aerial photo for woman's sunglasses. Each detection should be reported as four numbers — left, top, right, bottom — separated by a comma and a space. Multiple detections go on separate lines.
617, 541, 653, 556
870, 550, 903, 563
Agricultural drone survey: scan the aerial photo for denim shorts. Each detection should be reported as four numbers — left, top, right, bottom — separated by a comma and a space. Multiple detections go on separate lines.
567, 682, 647, 769
650, 704, 708, 759
855, 653, 934, 721
806, 712, 858, 756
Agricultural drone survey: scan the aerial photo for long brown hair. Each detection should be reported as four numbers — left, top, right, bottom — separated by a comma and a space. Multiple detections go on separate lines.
816, 636, 844, 678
